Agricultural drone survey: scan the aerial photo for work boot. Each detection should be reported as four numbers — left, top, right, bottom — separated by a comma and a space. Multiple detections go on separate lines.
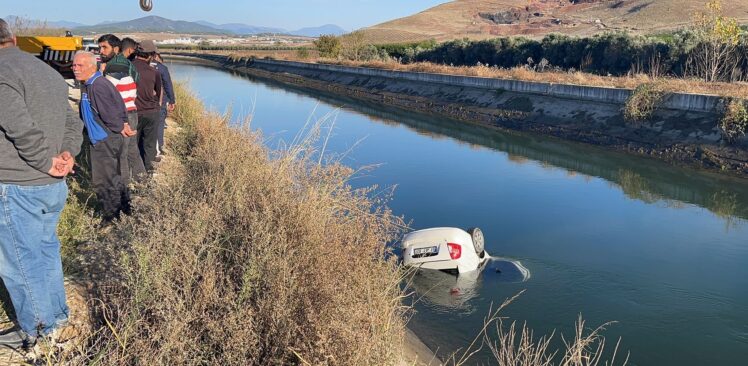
0, 328, 36, 349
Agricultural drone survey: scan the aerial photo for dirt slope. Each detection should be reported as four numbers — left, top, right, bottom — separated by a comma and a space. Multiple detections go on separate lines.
363, 0, 748, 43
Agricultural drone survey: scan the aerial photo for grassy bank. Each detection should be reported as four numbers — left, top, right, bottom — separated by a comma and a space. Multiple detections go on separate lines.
225, 52, 748, 99
47, 83, 409, 364
1, 81, 633, 365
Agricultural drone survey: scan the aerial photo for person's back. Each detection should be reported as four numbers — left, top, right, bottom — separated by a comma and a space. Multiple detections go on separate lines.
131, 58, 161, 115
0, 46, 81, 185
104, 56, 139, 113
130, 46, 162, 172
0, 19, 82, 349
152, 60, 175, 106
152, 54, 175, 156
105, 53, 138, 82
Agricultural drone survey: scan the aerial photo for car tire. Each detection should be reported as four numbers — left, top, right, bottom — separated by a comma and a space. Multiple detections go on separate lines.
467, 227, 484, 255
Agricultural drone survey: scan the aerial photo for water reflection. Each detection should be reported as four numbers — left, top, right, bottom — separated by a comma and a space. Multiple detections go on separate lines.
218, 69, 748, 228
709, 190, 742, 230
615, 169, 661, 204
411, 258, 530, 314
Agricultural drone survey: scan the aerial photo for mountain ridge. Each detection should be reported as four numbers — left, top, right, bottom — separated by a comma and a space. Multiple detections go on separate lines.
3, 15, 345, 37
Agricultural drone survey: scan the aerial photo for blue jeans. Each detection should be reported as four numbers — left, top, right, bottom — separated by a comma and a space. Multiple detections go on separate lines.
0, 181, 69, 337
157, 105, 167, 153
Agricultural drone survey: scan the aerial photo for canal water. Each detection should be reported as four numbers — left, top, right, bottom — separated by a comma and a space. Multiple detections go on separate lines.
170, 62, 748, 365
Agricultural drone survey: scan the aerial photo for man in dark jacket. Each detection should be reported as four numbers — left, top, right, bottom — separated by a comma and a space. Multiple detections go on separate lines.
153, 52, 175, 156
131, 40, 162, 172
0, 19, 82, 348
72, 51, 132, 223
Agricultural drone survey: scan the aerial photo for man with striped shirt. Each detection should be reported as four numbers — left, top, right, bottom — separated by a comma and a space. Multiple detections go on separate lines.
98, 34, 146, 183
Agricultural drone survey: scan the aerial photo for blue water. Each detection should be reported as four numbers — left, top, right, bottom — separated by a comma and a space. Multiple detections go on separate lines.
171, 62, 748, 365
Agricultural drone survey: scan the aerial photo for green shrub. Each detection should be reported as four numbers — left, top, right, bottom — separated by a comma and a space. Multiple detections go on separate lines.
314, 34, 342, 58
379, 30, 747, 80
296, 47, 310, 59
720, 98, 748, 143
624, 83, 667, 123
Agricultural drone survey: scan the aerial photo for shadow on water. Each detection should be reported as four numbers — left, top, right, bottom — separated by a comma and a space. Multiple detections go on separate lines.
225, 69, 748, 227
410, 258, 531, 315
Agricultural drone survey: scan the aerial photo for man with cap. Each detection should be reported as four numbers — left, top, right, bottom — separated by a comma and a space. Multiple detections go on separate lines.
131, 40, 162, 173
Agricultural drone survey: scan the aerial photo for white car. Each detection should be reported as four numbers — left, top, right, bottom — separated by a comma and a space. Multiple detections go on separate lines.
402, 227, 488, 274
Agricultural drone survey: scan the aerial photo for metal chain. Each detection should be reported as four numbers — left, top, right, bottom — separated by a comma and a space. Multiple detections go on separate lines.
139, 0, 153, 11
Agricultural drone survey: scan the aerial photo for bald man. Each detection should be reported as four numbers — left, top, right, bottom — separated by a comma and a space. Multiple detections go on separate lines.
72, 51, 132, 225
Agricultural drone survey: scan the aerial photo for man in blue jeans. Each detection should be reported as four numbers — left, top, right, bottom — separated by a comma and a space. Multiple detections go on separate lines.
0, 20, 83, 348
152, 53, 175, 157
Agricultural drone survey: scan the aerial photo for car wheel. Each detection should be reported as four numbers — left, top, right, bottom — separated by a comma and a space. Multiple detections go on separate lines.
467, 227, 484, 255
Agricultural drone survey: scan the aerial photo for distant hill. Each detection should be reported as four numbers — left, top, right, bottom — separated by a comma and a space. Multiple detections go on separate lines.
195, 21, 345, 37
291, 24, 346, 37
195, 21, 286, 35
74, 15, 229, 34
3, 15, 84, 30
6, 14, 343, 37
49, 20, 86, 29
363, 0, 748, 44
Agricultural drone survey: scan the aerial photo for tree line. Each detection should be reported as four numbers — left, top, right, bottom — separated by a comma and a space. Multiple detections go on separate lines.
315, 1, 746, 83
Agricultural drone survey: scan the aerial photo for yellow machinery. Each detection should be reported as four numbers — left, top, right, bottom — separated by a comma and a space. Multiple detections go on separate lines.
16, 36, 83, 78
14, 1, 150, 77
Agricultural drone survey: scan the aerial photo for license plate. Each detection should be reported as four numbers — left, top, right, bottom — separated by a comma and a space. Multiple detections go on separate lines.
413, 246, 439, 257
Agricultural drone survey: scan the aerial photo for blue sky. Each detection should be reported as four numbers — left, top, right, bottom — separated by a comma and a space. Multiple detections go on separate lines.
2, 0, 448, 31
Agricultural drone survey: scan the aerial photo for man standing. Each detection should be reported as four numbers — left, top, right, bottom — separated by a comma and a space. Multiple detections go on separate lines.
72, 51, 131, 224
0, 19, 82, 348
131, 40, 162, 173
98, 34, 146, 182
152, 53, 175, 157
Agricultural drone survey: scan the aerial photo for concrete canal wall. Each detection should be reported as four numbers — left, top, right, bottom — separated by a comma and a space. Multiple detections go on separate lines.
252, 59, 725, 113
165, 53, 748, 177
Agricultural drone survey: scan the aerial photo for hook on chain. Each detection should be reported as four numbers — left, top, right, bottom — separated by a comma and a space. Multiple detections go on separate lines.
140, 0, 153, 11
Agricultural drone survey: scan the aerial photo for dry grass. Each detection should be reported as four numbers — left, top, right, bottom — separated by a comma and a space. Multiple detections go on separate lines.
318, 59, 748, 99
450, 292, 628, 366
226, 51, 748, 98
6, 16, 66, 37
71, 83, 408, 365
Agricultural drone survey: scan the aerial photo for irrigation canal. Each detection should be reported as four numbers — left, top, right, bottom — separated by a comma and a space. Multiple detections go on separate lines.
171, 61, 748, 365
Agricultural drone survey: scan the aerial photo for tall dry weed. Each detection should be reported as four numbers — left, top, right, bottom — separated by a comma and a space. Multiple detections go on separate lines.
310, 58, 748, 99
81, 84, 408, 365
449, 293, 628, 366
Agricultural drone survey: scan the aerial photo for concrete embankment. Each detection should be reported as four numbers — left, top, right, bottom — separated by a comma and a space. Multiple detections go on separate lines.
165, 53, 748, 177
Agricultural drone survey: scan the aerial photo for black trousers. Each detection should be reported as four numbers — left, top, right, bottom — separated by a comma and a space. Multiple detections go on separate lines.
123, 111, 147, 183
137, 111, 160, 173
90, 134, 130, 220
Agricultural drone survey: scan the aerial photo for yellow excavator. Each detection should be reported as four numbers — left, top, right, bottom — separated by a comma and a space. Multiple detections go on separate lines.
16, 1, 153, 77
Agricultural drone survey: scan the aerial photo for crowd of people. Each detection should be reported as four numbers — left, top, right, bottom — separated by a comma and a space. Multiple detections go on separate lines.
74, 34, 176, 224
0, 18, 175, 349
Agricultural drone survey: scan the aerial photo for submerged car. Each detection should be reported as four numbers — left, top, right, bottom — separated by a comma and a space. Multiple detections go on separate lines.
402, 227, 488, 273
